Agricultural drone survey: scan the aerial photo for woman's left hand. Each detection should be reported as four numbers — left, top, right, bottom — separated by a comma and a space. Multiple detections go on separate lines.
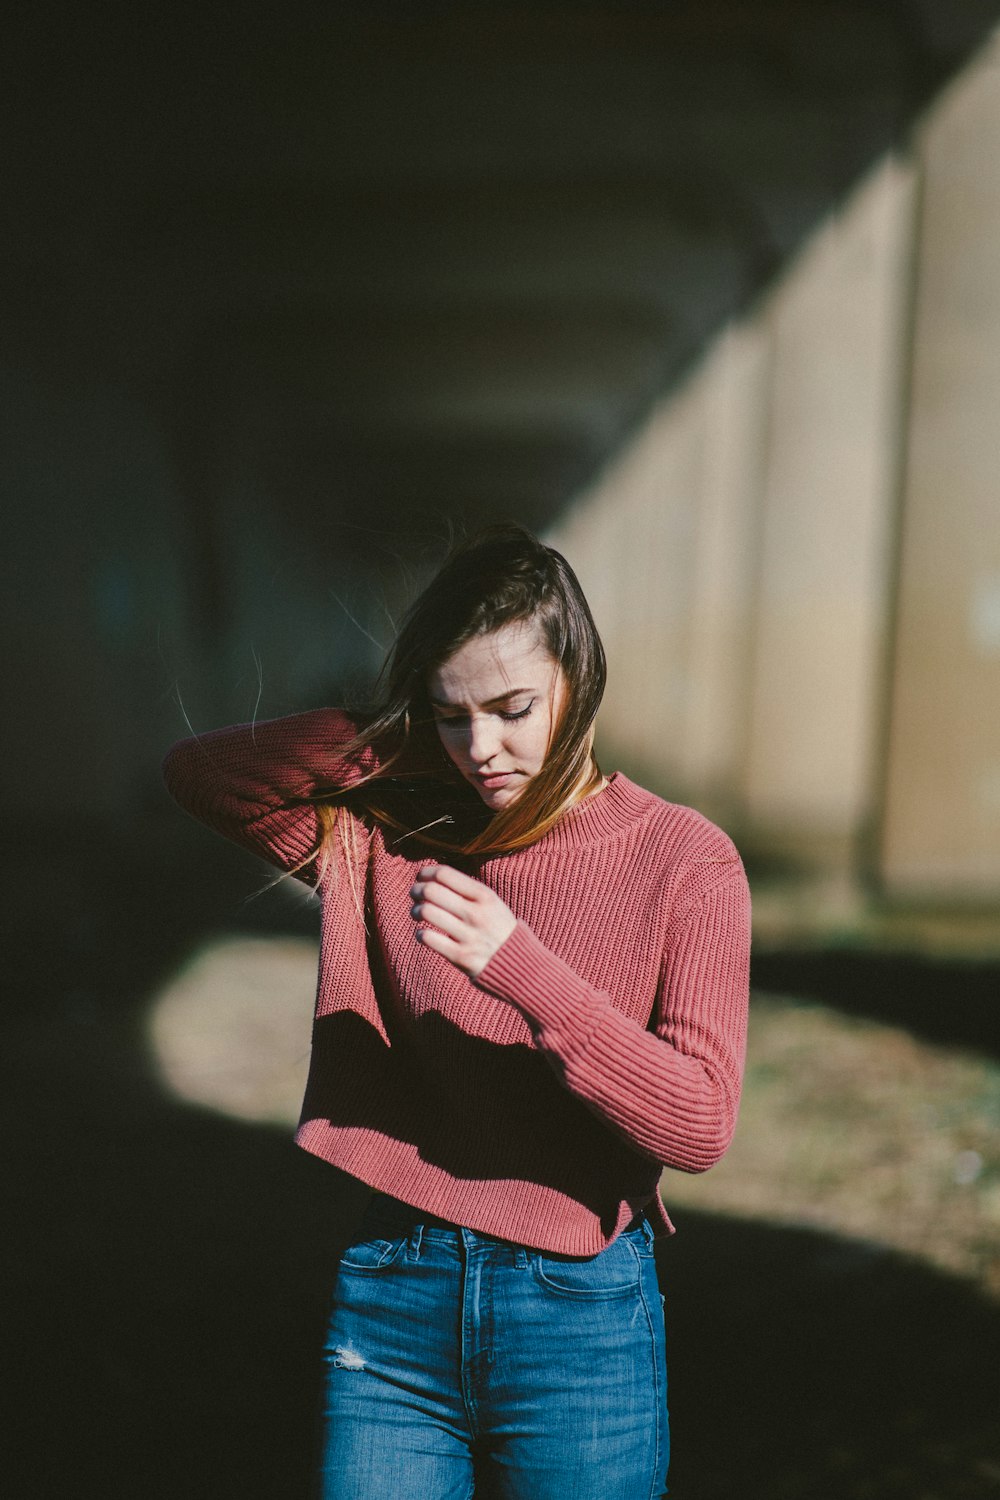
409, 864, 517, 979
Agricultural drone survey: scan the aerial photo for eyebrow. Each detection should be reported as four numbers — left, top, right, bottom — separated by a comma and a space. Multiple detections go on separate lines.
429, 688, 535, 709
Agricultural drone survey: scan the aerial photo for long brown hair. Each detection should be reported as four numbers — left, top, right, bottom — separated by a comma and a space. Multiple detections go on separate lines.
311, 524, 607, 872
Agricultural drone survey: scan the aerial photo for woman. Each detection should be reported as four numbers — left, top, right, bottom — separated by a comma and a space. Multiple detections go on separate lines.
163, 524, 751, 1500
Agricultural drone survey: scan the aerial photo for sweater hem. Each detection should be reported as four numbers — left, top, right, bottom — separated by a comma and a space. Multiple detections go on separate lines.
294, 1119, 672, 1255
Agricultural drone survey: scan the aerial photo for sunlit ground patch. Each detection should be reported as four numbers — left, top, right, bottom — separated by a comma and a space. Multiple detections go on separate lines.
150, 938, 1000, 1297
149, 935, 318, 1125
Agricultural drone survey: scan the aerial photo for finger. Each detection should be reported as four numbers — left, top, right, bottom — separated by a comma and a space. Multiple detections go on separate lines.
418, 863, 484, 899
415, 926, 465, 964
412, 904, 469, 942
411, 882, 476, 921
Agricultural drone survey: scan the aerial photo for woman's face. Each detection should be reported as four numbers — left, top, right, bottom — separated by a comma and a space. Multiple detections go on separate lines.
428, 622, 566, 811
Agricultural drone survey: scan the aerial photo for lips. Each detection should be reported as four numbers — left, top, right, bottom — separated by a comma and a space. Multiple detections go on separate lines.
476, 771, 513, 789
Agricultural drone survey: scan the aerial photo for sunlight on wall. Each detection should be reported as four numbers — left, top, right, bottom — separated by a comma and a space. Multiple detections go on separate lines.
149, 935, 319, 1125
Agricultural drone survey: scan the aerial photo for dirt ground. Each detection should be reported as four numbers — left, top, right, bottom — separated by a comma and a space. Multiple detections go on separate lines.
5, 822, 1000, 1499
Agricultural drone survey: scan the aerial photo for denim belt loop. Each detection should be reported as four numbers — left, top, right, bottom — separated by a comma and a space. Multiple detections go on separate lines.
514, 1245, 529, 1269
406, 1223, 424, 1261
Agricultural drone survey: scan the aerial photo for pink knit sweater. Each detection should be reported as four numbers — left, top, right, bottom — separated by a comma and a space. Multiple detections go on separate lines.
163, 711, 751, 1256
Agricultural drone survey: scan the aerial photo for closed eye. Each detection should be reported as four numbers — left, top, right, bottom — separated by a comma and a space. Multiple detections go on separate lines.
433, 698, 535, 725
498, 701, 534, 721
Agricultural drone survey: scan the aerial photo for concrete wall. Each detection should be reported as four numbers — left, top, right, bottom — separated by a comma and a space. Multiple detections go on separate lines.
551, 45, 1000, 899
552, 320, 767, 828
0, 361, 384, 825
881, 38, 1000, 897
743, 157, 914, 866
1, 368, 190, 825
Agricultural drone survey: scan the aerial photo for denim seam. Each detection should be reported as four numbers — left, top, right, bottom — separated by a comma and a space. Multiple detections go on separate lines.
338, 1234, 409, 1274
634, 1253, 666, 1500
530, 1236, 644, 1300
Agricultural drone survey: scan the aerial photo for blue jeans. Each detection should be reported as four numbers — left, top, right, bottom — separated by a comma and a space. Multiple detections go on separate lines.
317, 1196, 669, 1499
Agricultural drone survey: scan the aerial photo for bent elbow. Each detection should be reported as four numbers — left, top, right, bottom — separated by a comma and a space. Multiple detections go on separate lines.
664, 1090, 740, 1175
685, 1129, 735, 1174
162, 738, 196, 803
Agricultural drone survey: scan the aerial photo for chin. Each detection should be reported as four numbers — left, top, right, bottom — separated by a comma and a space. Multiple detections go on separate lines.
477, 790, 510, 811
471, 781, 522, 812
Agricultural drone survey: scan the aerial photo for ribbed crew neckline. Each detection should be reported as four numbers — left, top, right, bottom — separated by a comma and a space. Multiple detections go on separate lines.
489, 772, 657, 859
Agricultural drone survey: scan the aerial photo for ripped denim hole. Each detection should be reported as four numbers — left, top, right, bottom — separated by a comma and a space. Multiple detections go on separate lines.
332, 1345, 366, 1371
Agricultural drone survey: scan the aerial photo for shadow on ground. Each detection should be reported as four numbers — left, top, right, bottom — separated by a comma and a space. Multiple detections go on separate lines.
751, 947, 1000, 1061
660, 1214, 1000, 1498
5, 820, 999, 1499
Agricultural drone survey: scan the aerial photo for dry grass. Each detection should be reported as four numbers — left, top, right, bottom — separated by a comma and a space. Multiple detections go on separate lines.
664, 991, 1000, 1298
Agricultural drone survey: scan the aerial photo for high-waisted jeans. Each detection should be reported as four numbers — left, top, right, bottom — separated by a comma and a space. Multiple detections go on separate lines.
317, 1195, 669, 1499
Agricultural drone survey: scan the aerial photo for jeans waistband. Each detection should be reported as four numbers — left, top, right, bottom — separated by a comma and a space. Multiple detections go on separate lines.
365, 1193, 649, 1244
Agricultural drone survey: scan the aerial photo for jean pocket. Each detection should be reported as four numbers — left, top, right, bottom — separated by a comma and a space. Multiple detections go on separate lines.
533, 1233, 641, 1299
338, 1233, 408, 1274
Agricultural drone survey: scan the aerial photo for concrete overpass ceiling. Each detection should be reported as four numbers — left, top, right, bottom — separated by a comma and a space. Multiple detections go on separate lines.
179, 301, 674, 431
256, 425, 598, 538
8, 2, 1000, 562
123, 180, 747, 321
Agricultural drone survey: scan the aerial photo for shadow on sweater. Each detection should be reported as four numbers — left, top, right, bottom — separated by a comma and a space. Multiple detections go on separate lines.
5, 818, 999, 1499
300, 1007, 658, 1228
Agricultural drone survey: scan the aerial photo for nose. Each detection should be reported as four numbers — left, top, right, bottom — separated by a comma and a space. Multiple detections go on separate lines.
465, 714, 501, 767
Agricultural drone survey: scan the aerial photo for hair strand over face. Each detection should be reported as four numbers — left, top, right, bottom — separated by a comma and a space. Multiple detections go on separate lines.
310, 524, 607, 869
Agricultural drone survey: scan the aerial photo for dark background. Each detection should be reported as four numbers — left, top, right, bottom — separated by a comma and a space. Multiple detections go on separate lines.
5, 6, 1000, 1496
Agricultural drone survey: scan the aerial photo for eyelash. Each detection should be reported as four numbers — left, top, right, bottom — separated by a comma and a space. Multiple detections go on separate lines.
436, 700, 534, 726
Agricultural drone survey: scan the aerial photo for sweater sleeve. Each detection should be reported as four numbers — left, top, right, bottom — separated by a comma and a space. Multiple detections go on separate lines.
475, 862, 751, 1171
162, 710, 445, 880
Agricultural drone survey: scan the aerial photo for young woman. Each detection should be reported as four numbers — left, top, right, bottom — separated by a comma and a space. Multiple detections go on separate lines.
162, 524, 751, 1500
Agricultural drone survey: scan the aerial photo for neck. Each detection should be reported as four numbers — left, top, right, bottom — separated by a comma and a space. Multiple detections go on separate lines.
570, 759, 607, 806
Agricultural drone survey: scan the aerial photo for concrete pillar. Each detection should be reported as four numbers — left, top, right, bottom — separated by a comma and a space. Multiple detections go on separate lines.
554, 152, 914, 863
880, 38, 1000, 896
549, 318, 768, 818
743, 154, 916, 866
550, 379, 707, 794
0, 368, 192, 823
674, 320, 770, 812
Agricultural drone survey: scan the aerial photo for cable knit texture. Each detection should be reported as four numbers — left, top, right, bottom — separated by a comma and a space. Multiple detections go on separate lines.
163, 710, 751, 1256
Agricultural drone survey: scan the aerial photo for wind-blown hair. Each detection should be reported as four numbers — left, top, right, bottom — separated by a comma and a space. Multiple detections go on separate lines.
314, 524, 607, 866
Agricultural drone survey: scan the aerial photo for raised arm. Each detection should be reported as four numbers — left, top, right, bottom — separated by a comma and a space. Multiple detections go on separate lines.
162, 710, 378, 878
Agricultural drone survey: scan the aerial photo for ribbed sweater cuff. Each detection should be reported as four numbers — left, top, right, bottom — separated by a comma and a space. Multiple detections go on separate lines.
478, 921, 607, 1059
